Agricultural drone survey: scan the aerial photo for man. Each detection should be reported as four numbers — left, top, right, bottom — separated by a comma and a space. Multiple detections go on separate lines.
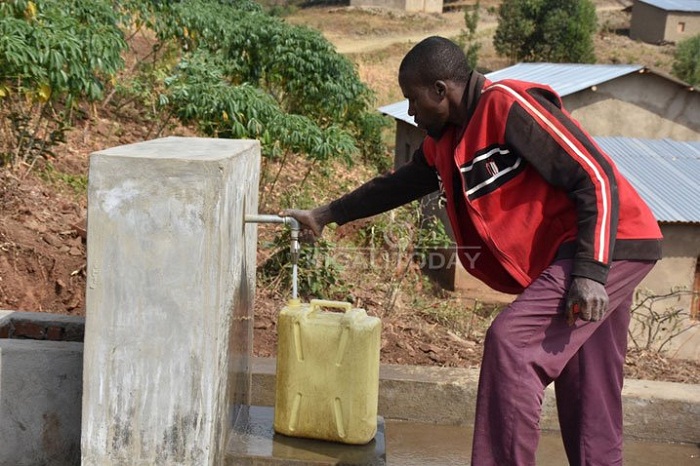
285, 36, 662, 465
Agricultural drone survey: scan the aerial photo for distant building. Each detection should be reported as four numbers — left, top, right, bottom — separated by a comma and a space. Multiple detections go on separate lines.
630, 0, 700, 44
349, 0, 443, 14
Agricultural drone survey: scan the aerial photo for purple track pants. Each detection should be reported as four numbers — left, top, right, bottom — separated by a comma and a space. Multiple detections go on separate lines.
471, 259, 656, 466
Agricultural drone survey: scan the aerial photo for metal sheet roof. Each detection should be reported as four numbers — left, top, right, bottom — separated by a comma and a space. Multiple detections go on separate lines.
378, 63, 644, 127
485, 63, 643, 96
377, 100, 414, 127
594, 137, 700, 224
636, 0, 700, 12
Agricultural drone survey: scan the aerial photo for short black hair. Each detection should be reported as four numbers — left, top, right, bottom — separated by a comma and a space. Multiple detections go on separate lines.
399, 36, 471, 86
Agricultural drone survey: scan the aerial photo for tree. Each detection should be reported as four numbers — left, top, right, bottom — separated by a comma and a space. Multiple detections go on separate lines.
537, 0, 596, 63
493, 0, 538, 64
672, 34, 700, 86
493, 0, 596, 64
457, 1, 481, 69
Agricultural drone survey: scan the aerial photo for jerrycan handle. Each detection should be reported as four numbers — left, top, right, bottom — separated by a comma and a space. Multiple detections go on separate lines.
309, 299, 352, 314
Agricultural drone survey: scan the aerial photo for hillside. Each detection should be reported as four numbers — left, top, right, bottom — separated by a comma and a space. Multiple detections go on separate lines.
1, 1, 698, 384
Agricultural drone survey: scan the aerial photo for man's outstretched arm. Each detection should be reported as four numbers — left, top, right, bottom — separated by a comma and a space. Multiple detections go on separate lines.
284, 147, 439, 239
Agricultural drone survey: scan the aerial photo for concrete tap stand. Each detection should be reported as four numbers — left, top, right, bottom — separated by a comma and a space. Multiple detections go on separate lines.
81, 137, 260, 465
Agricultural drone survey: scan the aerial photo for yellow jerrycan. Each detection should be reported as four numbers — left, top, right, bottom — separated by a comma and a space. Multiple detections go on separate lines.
274, 298, 381, 445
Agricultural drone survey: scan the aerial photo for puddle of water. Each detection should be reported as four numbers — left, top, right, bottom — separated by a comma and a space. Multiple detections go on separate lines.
385, 420, 700, 465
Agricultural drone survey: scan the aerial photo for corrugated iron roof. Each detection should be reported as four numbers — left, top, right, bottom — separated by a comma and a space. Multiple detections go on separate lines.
377, 100, 413, 127
595, 137, 700, 224
378, 63, 644, 126
486, 63, 643, 96
636, 0, 700, 12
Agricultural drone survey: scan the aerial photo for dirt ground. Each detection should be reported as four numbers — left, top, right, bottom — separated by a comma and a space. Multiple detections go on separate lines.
2, 2, 699, 385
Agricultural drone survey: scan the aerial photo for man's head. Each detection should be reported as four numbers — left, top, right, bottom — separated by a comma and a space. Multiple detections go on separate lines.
398, 36, 471, 137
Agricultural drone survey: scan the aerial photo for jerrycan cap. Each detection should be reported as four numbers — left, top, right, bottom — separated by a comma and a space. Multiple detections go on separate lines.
286, 298, 302, 307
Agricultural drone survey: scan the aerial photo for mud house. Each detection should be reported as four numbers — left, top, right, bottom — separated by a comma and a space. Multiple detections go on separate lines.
349, 0, 444, 13
347, 0, 470, 13
379, 63, 700, 360
630, 0, 700, 44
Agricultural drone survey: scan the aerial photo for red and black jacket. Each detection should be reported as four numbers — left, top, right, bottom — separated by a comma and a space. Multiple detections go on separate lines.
329, 75, 662, 294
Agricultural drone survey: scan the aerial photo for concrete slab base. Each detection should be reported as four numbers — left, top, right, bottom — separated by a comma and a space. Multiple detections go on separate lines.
226, 406, 386, 465
0, 311, 84, 466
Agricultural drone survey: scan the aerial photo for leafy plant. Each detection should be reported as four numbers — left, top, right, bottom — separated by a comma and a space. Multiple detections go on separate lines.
416, 214, 453, 253
0, 0, 127, 167
123, 0, 389, 193
39, 162, 88, 196
356, 203, 451, 256
672, 34, 700, 86
1, 0, 389, 181
352, 111, 392, 173
161, 0, 383, 159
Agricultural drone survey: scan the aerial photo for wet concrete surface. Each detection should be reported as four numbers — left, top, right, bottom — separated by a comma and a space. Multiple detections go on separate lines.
228, 406, 699, 465
386, 419, 700, 465
227, 405, 386, 465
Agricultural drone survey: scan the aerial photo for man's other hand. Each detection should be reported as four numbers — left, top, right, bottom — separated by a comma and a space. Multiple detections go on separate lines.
565, 276, 609, 326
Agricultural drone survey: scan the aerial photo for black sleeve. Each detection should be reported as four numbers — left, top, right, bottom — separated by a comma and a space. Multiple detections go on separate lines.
504, 88, 619, 284
329, 147, 439, 226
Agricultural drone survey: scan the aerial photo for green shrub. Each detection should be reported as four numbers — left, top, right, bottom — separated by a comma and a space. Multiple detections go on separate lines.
672, 34, 700, 86
0, 0, 126, 167
494, 0, 596, 63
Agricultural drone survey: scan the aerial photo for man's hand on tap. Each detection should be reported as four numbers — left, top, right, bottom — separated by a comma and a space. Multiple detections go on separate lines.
281, 205, 333, 243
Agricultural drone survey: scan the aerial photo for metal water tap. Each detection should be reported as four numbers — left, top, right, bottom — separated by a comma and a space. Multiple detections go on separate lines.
288, 219, 300, 265
245, 214, 301, 299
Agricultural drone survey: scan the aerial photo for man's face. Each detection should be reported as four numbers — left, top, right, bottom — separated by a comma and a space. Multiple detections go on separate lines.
399, 72, 449, 138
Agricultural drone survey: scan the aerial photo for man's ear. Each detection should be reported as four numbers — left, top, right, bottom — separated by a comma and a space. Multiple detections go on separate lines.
434, 80, 447, 97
